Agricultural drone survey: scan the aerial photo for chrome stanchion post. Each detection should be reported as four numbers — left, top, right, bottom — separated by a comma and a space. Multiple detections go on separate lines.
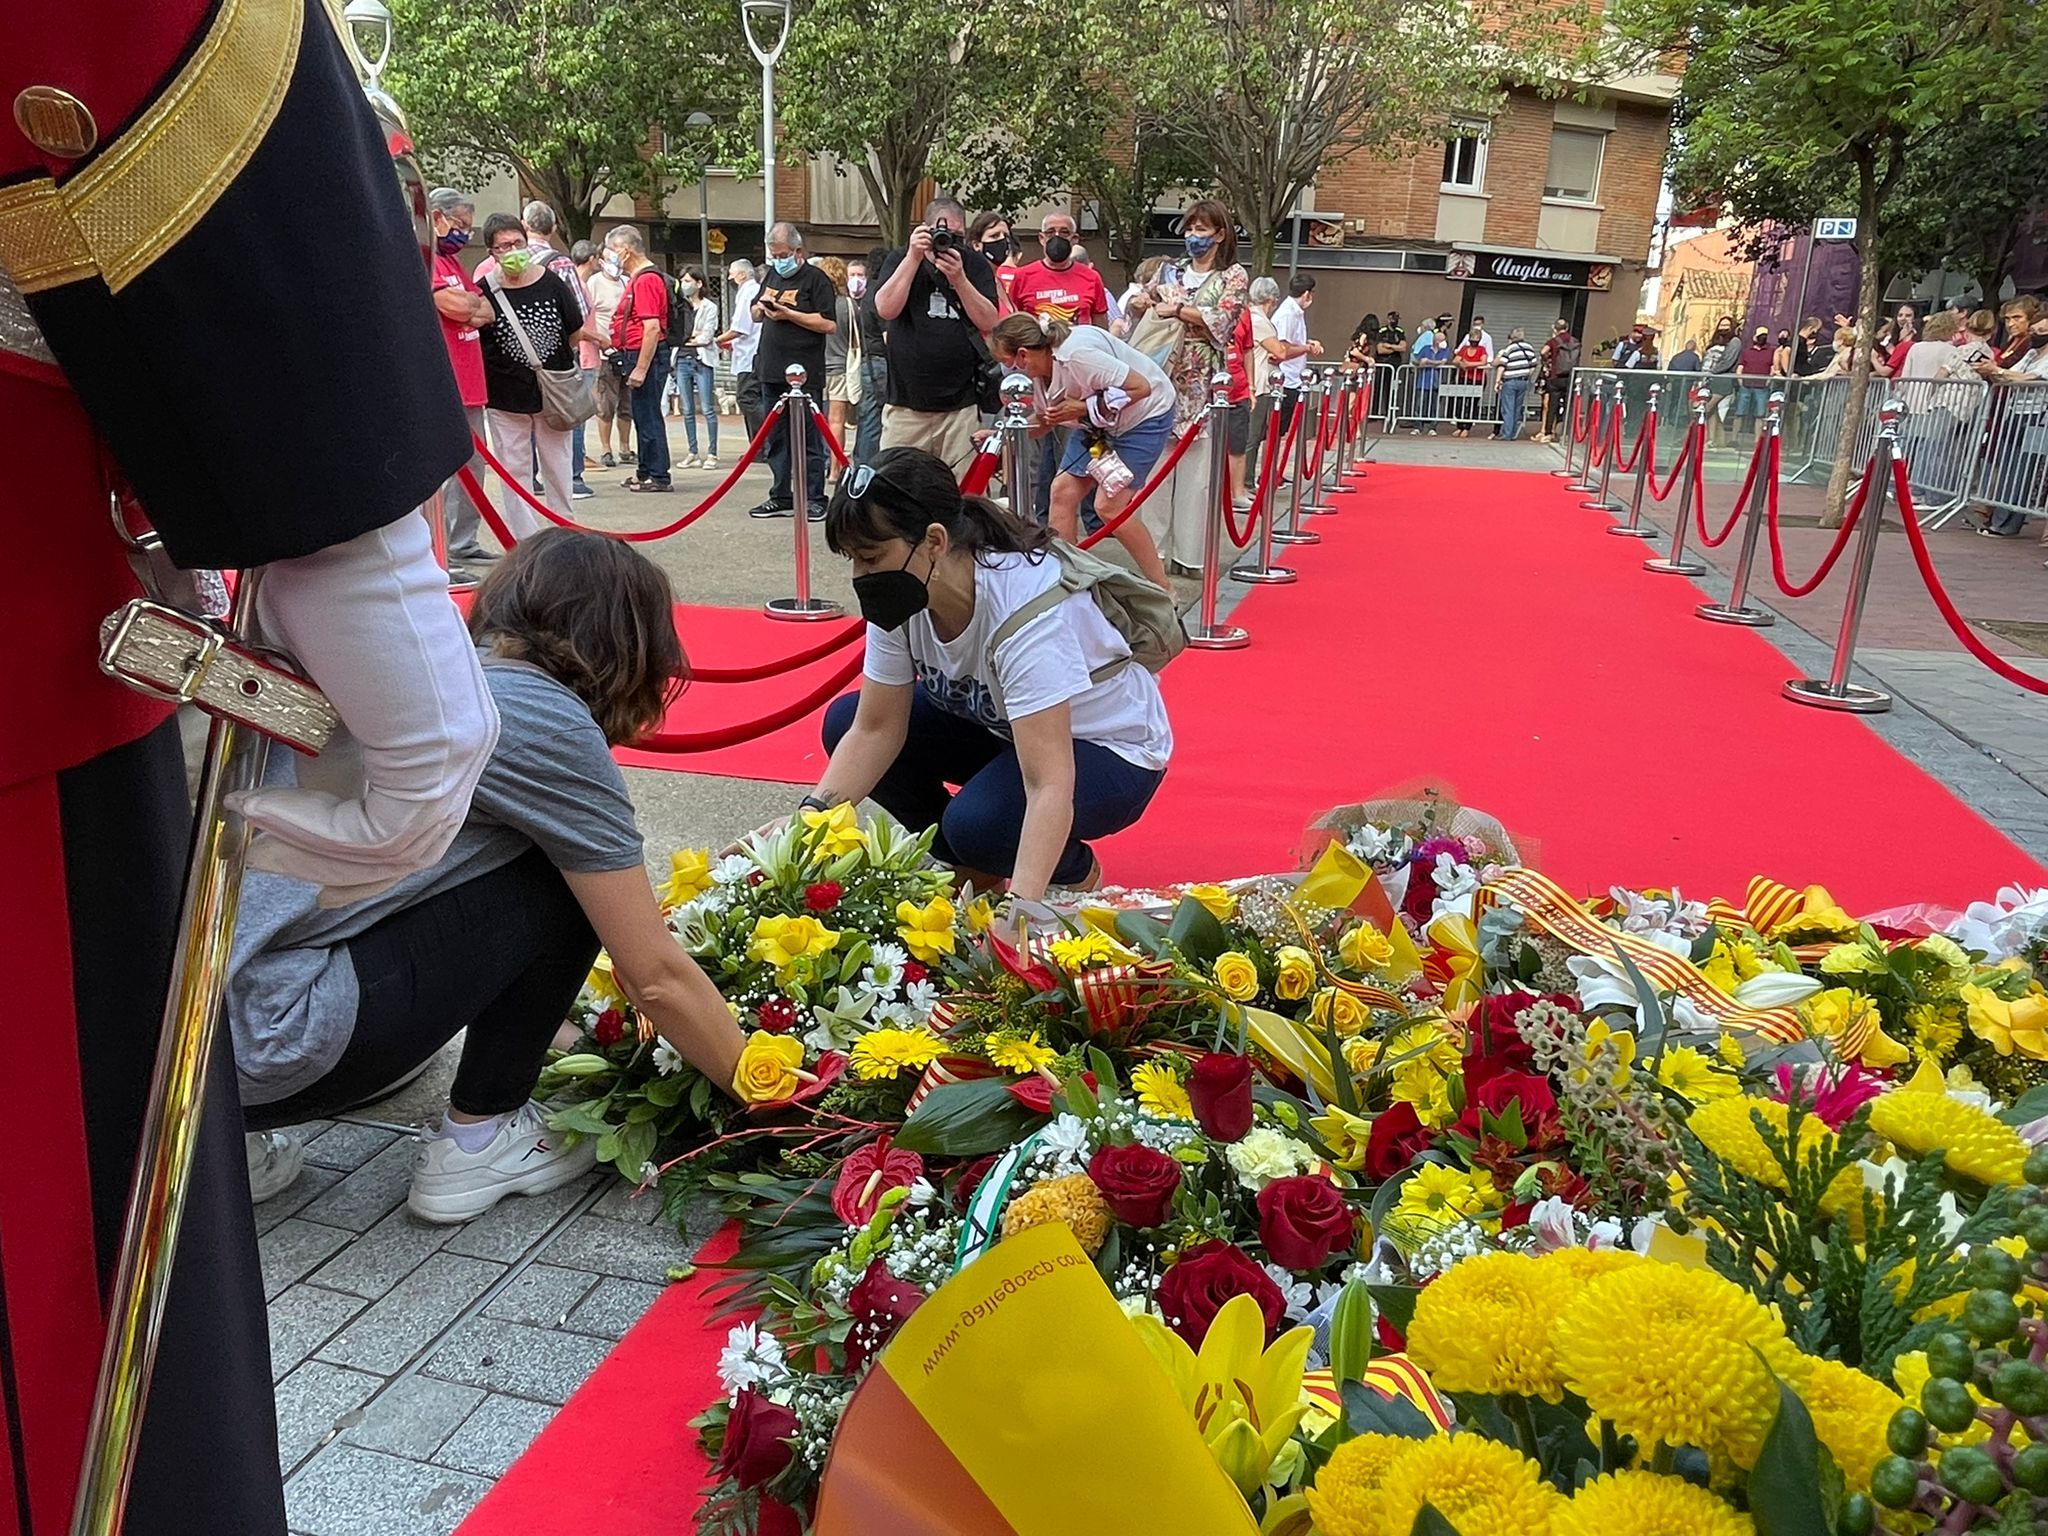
1566, 377, 1605, 493
1231, 381, 1297, 586
1580, 378, 1626, 511
1550, 374, 1586, 479
996, 371, 1036, 519
1341, 367, 1368, 481
1274, 377, 1321, 547
1697, 390, 1783, 626
1782, 399, 1901, 713
1644, 382, 1711, 577
1302, 367, 1338, 515
1608, 383, 1661, 539
764, 366, 844, 622
1324, 367, 1352, 491
1187, 373, 1250, 650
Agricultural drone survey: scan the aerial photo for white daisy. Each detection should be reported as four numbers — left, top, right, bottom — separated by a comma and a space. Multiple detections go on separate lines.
652, 1039, 685, 1077
716, 1322, 788, 1401
902, 978, 938, 1017
1262, 1263, 1315, 1320
1039, 1113, 1090, 1162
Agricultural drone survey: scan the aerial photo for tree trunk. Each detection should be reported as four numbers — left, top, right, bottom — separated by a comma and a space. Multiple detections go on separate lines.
1819, 168, 1882, 529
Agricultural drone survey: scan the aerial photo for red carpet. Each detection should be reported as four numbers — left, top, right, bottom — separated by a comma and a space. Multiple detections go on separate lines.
1100, 462, 2045, 910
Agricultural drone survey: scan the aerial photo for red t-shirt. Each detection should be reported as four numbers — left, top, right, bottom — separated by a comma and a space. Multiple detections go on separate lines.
1009, 261, 1112, 327
610, 267, 670, 351
432, 253, 487, 407
1454, 342, 1489, 382
1226, 308, 1253, 403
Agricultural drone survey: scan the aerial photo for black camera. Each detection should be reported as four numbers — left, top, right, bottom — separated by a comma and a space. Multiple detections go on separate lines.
928, 225, 961, 255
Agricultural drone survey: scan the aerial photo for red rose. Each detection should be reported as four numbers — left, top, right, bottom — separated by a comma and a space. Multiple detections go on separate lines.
1005, 1072, 1095, 1115
1256, 1175, 1358, 1272
1364, 1101, 1434, 1180
843, 1256, 926, 1370
1187, 1053, 1255, 1143
903, 959, 929, 986
756, 997, 800, 1034
1456, 1069, 1560, 1148
1156, 1239, 1286, 1348
1087, 1143, 1182, 1228
593, 1008, 625, 1048
1472, 992, 1573, 1065
710, 1387, 798, 1490
804, 881, 843, 913
832, 1136, 925, 1226
952, 1154, 1000, 1208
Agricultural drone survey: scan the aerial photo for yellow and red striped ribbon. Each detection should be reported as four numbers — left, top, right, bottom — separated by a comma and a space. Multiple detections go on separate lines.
1300, 1357, 1451, 1433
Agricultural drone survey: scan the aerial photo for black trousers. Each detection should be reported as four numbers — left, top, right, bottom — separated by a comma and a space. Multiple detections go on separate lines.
248, 848, 599, 1130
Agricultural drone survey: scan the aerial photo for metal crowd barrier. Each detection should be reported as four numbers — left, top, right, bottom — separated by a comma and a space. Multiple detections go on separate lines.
1380, 361, 1541, 438
1967, 382, 2048, 530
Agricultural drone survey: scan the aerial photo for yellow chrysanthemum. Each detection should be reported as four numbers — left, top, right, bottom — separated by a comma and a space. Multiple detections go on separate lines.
1537, 1245, 1643, 1287
1213, 951, 1260, 1002
1274, 946, 1317, 1002
985, 1031, 1055, 1075
1556, 1471, 1753, 1536
1918, 933, 1972, 980
1909, 1002, 1966, 1063
1797, 1357, 1903, 1493
1312, 1433, 1564, 1536
1656, 1045, 1740, 1104
847, 1027, 944, 1081
1391, 1060, 1455, 1129
1131, 1061, 1193, 1120
659, 847, 714, 908
1339, 922, 1395, 973
894, 897, 957, 963
1000, 1172, 1112, 1255
1770, 887, 1859, 943
1408, 1252, 1578, 1400
1817, 942, 1885, 979
1686, 1096, 1863, 1219
1047, 930, 1131, 972
748, 913, 841, 974
799, 800, 866, 858
1387, 1164, 1498, 1249
1300, 1433, 1417, 1536
1867, 1090, 2030, 1186
1185, 882, 1238, 921
1553, 1263, 1804, 1469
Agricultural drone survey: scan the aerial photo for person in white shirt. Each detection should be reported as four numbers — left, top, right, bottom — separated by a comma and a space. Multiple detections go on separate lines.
1472, 315, 1495, 360
811, 449, 1172, 898
581, 242, 634, 468
1270, 273, 1323, 443
716, 257, 764, 437
991, 313, 1176, 589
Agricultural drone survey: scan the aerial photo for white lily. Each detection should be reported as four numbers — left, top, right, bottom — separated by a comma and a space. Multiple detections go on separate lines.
805, 985, 879, 1051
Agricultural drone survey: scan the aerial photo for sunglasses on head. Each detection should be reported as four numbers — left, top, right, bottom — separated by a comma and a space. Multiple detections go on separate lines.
844, 464, 887, 499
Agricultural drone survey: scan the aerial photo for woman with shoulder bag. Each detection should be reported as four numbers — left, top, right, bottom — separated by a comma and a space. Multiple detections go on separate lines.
480, 214, 597, 535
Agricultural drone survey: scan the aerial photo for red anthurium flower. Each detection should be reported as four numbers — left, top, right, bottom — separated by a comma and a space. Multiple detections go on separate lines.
831, 1137, 925, 1226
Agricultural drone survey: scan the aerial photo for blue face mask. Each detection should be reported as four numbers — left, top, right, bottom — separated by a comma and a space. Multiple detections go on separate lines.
436, 227, 470, 256
1185, 232, 1216, 258
770, 254, 801, 277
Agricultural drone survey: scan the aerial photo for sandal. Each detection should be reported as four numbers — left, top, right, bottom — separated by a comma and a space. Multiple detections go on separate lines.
622, 477, 673, 493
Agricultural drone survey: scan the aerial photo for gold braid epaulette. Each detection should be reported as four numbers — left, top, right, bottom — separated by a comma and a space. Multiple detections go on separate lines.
0, 0, 302, 295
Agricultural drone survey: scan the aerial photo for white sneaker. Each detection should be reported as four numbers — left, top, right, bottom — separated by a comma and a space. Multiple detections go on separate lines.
246, 1130, 305, 1204
407, 1102, 596, 1224
700, 456, 718, 472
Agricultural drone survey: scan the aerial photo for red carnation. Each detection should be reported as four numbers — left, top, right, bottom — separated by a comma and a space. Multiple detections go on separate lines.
593, 1008, 626, 1048
843, 1257, 927, 1370
832, 1136, 925, 1226
756, 997, 801, 1034
1187, 1052, 1255, 1143
1087, 1142, 1182, 1228
748, 869, 766, 886
903, 960, 929, 986
1155, 1239, 1285, 1348
1006, 1072, 1096, 1115
710, 1387, 798, 1490
1256, 1175, 1358, 1272
804, 881, 843, 913
1364, 1101, 1435, 1180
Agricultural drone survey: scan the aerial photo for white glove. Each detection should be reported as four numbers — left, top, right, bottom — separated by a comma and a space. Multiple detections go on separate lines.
225, 512, 499, 899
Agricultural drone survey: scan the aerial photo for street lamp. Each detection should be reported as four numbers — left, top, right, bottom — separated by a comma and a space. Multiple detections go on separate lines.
739, 0, 792, 251
342, 0, 393, 89
687, 110, 714, 271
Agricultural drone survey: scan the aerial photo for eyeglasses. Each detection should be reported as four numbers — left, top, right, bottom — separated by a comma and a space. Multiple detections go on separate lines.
844, 464, 882, 499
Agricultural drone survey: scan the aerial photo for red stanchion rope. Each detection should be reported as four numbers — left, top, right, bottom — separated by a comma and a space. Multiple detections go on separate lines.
958, 445, 999, 497
816, 414, 852, 470
632, 648, 868, 753
1319, 391, 1343, 454
1582, 399, 1609, 470
1694, 432, 1772, 548
467, 411, 780, 543
1568, 386, 1589, 445
1610, 405, 1654, 476
689, 621, 865, 684
456, 465, 533, 552
1893, 463, 2048, 696
1644, 424, 1697, 503
1076, 414, 1210, 550
1223, 406, 1301, 549
1765, 450, 1872, 597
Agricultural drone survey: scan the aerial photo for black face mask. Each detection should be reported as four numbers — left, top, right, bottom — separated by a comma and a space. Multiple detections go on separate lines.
982, 237, 1011, 263
852, 545, 932, 631
2031, 331, 2048, 350
1043, 234, 1073, 264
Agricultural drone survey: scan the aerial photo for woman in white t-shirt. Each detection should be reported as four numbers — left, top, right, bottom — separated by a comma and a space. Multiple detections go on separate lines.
811, 448, 1172, 898
991, 312, 1176, 589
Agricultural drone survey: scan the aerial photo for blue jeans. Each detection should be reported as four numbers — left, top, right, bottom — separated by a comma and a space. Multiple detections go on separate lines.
763, 377, 828, 508
822, 689, 1164, 885
675, 356, 719, 457
570, 366, 596, 479
855, 355, 888, 469
628, 350, 672, 482
1498, 377, 1530, 440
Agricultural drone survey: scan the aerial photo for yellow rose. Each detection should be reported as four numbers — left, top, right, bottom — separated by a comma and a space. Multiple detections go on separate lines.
1274, 945, 1316, 1002
732, 1032, 806, 1103
1213, 950, 1260, 1002
799, 801, 866, 859
748, 914, 841, 974
1803, 987, 1909, 1068
896, 896, 958, 963
1185, 882, 1238, 921
1339, 922, 1395, 973
659, 848, 714, 908
1312, 986, 1369, 1037
1963, 983, 2048, 1059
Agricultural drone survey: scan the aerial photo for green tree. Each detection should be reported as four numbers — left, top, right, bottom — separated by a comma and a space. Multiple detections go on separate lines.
384, 0, 745, 243
1877, 113, 2047, 309
1607, 0, 2047, 522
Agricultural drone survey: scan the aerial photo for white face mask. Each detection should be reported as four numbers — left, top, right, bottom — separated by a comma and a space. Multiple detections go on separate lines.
849, 275, 867, 297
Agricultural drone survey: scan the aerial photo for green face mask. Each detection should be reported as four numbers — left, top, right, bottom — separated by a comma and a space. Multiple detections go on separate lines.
498, 249, 534, 278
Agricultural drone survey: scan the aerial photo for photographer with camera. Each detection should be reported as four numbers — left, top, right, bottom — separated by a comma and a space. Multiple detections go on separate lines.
873, 195, 1002, 478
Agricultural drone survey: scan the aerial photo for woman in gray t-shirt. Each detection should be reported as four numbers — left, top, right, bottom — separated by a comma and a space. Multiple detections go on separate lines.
232, 531, 745, 1223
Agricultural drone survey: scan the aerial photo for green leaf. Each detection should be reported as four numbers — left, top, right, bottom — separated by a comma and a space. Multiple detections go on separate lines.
1997, 1084, 2048, 1125
1367, 1283, 1421, 1337
1114, 910, 1173, 955
1746, 1363, 1832, 1536
1166, 896, 1229, 965
893, 1078, 1038, 1156
1409, 1506, 1462, 1536
1341, 1380, 1436, 1440
1612, 942, 1670, 1061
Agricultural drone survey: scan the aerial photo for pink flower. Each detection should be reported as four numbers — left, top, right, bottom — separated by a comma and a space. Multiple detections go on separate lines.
1771, 1062, 1887, 1128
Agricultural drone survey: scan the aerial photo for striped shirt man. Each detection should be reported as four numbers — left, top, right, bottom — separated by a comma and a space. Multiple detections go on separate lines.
1495, 337, 1541, 380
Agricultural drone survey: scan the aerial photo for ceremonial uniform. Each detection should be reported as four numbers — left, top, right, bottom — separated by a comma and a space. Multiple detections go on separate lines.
1, 2, 477, 1530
